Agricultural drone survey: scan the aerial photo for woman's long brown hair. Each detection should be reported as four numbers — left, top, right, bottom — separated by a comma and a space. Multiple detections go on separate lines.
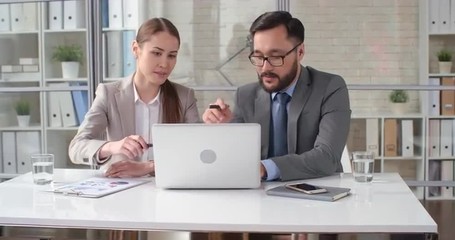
136, 18, 182, 123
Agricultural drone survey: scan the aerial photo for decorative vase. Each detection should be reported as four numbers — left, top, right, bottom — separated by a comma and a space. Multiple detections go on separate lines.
439, 61, 452, 74
61, 61, 79, 78
391, 103, 408, 115
17, 115, 30, 127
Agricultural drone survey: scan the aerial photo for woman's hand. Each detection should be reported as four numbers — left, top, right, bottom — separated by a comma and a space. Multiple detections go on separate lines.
105, 160, 154, 178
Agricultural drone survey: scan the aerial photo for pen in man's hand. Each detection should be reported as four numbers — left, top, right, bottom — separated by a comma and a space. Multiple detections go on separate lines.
147, 143, 153, 148
209, 104, 229, 110
209, 104, 221, 110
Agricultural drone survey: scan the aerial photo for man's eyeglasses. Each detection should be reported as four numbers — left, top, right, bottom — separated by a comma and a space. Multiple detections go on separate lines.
248, 42, 302, 67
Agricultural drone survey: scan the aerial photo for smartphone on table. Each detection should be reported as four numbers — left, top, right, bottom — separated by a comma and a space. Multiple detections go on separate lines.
285, 183, 328, 194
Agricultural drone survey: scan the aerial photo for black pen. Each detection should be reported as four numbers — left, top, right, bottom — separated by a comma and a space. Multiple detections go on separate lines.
147, 143, 153, 148
209, 104, 221, 110
209, 104, 230, 110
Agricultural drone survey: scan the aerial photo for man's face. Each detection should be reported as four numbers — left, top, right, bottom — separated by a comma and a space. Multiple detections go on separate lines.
251, 25, 304, 93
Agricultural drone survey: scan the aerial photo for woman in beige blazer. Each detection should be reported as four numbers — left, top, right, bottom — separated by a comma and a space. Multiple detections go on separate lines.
69, 18, 199, 178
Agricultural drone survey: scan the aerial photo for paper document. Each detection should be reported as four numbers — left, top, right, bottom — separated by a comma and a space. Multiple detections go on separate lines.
52, 177, 152, 198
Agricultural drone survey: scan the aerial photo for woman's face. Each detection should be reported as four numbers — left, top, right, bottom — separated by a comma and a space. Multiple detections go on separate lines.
134, 31, 179, 85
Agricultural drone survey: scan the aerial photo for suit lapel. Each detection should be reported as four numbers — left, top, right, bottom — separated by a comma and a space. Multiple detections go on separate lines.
255, 88, 271, 158
115, 78, 136, 137
288, 66, 312, 153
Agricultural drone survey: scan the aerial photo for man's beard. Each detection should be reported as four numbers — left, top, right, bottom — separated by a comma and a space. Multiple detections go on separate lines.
258, 60, 298, 93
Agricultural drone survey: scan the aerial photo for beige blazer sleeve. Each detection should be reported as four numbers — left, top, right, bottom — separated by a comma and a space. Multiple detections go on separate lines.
68, 82, 113, 166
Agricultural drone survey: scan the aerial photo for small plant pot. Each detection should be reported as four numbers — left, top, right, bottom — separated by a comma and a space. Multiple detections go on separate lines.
439, 62, 452, 74
17, 115, 30, 127
61, 61, 79, 78
391, 103, 408, 115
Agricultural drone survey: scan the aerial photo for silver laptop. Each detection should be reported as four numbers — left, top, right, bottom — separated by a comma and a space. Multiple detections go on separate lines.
152, 123, 261, 189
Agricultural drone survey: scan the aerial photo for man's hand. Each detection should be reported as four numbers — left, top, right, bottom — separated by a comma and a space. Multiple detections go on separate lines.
202, 98, 233, 123
99, 135, 148, 159
105, 160, 154, 178
260, 163, 267, 180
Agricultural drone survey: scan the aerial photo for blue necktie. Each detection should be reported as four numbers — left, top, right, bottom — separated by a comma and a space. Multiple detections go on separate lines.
271, 92, 291, 157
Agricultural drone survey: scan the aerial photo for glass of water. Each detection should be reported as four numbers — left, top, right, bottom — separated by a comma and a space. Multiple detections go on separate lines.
351, 151, 374, 183
31, 154, 54, 185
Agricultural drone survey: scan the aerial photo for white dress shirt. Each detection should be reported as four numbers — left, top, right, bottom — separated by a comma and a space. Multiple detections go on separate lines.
133, 84, 161, 161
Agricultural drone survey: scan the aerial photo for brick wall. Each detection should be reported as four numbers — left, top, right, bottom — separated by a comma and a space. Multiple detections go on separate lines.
146, 0, 420, 114
291, 0, 419, 114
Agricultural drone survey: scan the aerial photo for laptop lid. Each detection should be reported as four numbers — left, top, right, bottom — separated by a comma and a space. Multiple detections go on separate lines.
152, 123, 261, 189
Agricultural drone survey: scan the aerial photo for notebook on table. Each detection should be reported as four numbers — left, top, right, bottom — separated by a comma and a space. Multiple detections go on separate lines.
52, 177, 152, 198
266, 184, 351, 202
152, 123, 261, 189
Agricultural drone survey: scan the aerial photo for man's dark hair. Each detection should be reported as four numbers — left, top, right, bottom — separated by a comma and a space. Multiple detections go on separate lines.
249, 11, 304, 43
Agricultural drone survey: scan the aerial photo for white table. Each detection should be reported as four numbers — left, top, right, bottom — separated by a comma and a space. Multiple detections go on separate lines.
0, 169, 437, 237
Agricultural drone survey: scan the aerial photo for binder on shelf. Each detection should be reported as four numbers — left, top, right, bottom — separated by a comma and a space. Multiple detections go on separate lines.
0, 4, 11, 32
401, 120, 414, 157
101, 0, 109, 28
440, 77, 455, 115
451, 0, 455, 32
48, 89, 63, 127
428, 119, 441, 157
106, 31, 123, 78
122, 0, 138, 29
10, 3, 37, 31
428, 78, 440, 116
102, 32, 107, 78
366, 118, 379, 157
48, 83, 63, 127
0, 133, 3, 173
15, 131, 40, 174
384, 119, 398, 157
440, 119, 453, 156
55, 83, 77, 127
48, 0, 63, 30
428, 0, 439, 33
70, 82, 89, 126
441, 161, 454, 197
453, 120, 455, 158
108, 0, 123, 29
428, 160, 441, 197
122, 30, 136, 77
63, 0, 85, 29
439, 0, 451, 33
346, 119, 366, 152
2, 132, 17, 174
9, 3, 24, 31
22, 3, 37, 31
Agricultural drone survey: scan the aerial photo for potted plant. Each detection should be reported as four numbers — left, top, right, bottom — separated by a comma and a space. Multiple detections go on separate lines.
52, 44, 83, 78
15, 99, 31, 127
437, 49, 452, 73
389, 90, 409, 114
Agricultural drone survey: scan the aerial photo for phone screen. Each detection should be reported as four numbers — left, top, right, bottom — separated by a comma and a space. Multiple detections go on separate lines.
286, 183, 327, 194
292, 183, 322, 191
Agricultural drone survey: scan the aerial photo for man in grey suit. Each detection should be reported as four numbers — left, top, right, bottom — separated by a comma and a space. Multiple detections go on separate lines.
203, 11, 351, 182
